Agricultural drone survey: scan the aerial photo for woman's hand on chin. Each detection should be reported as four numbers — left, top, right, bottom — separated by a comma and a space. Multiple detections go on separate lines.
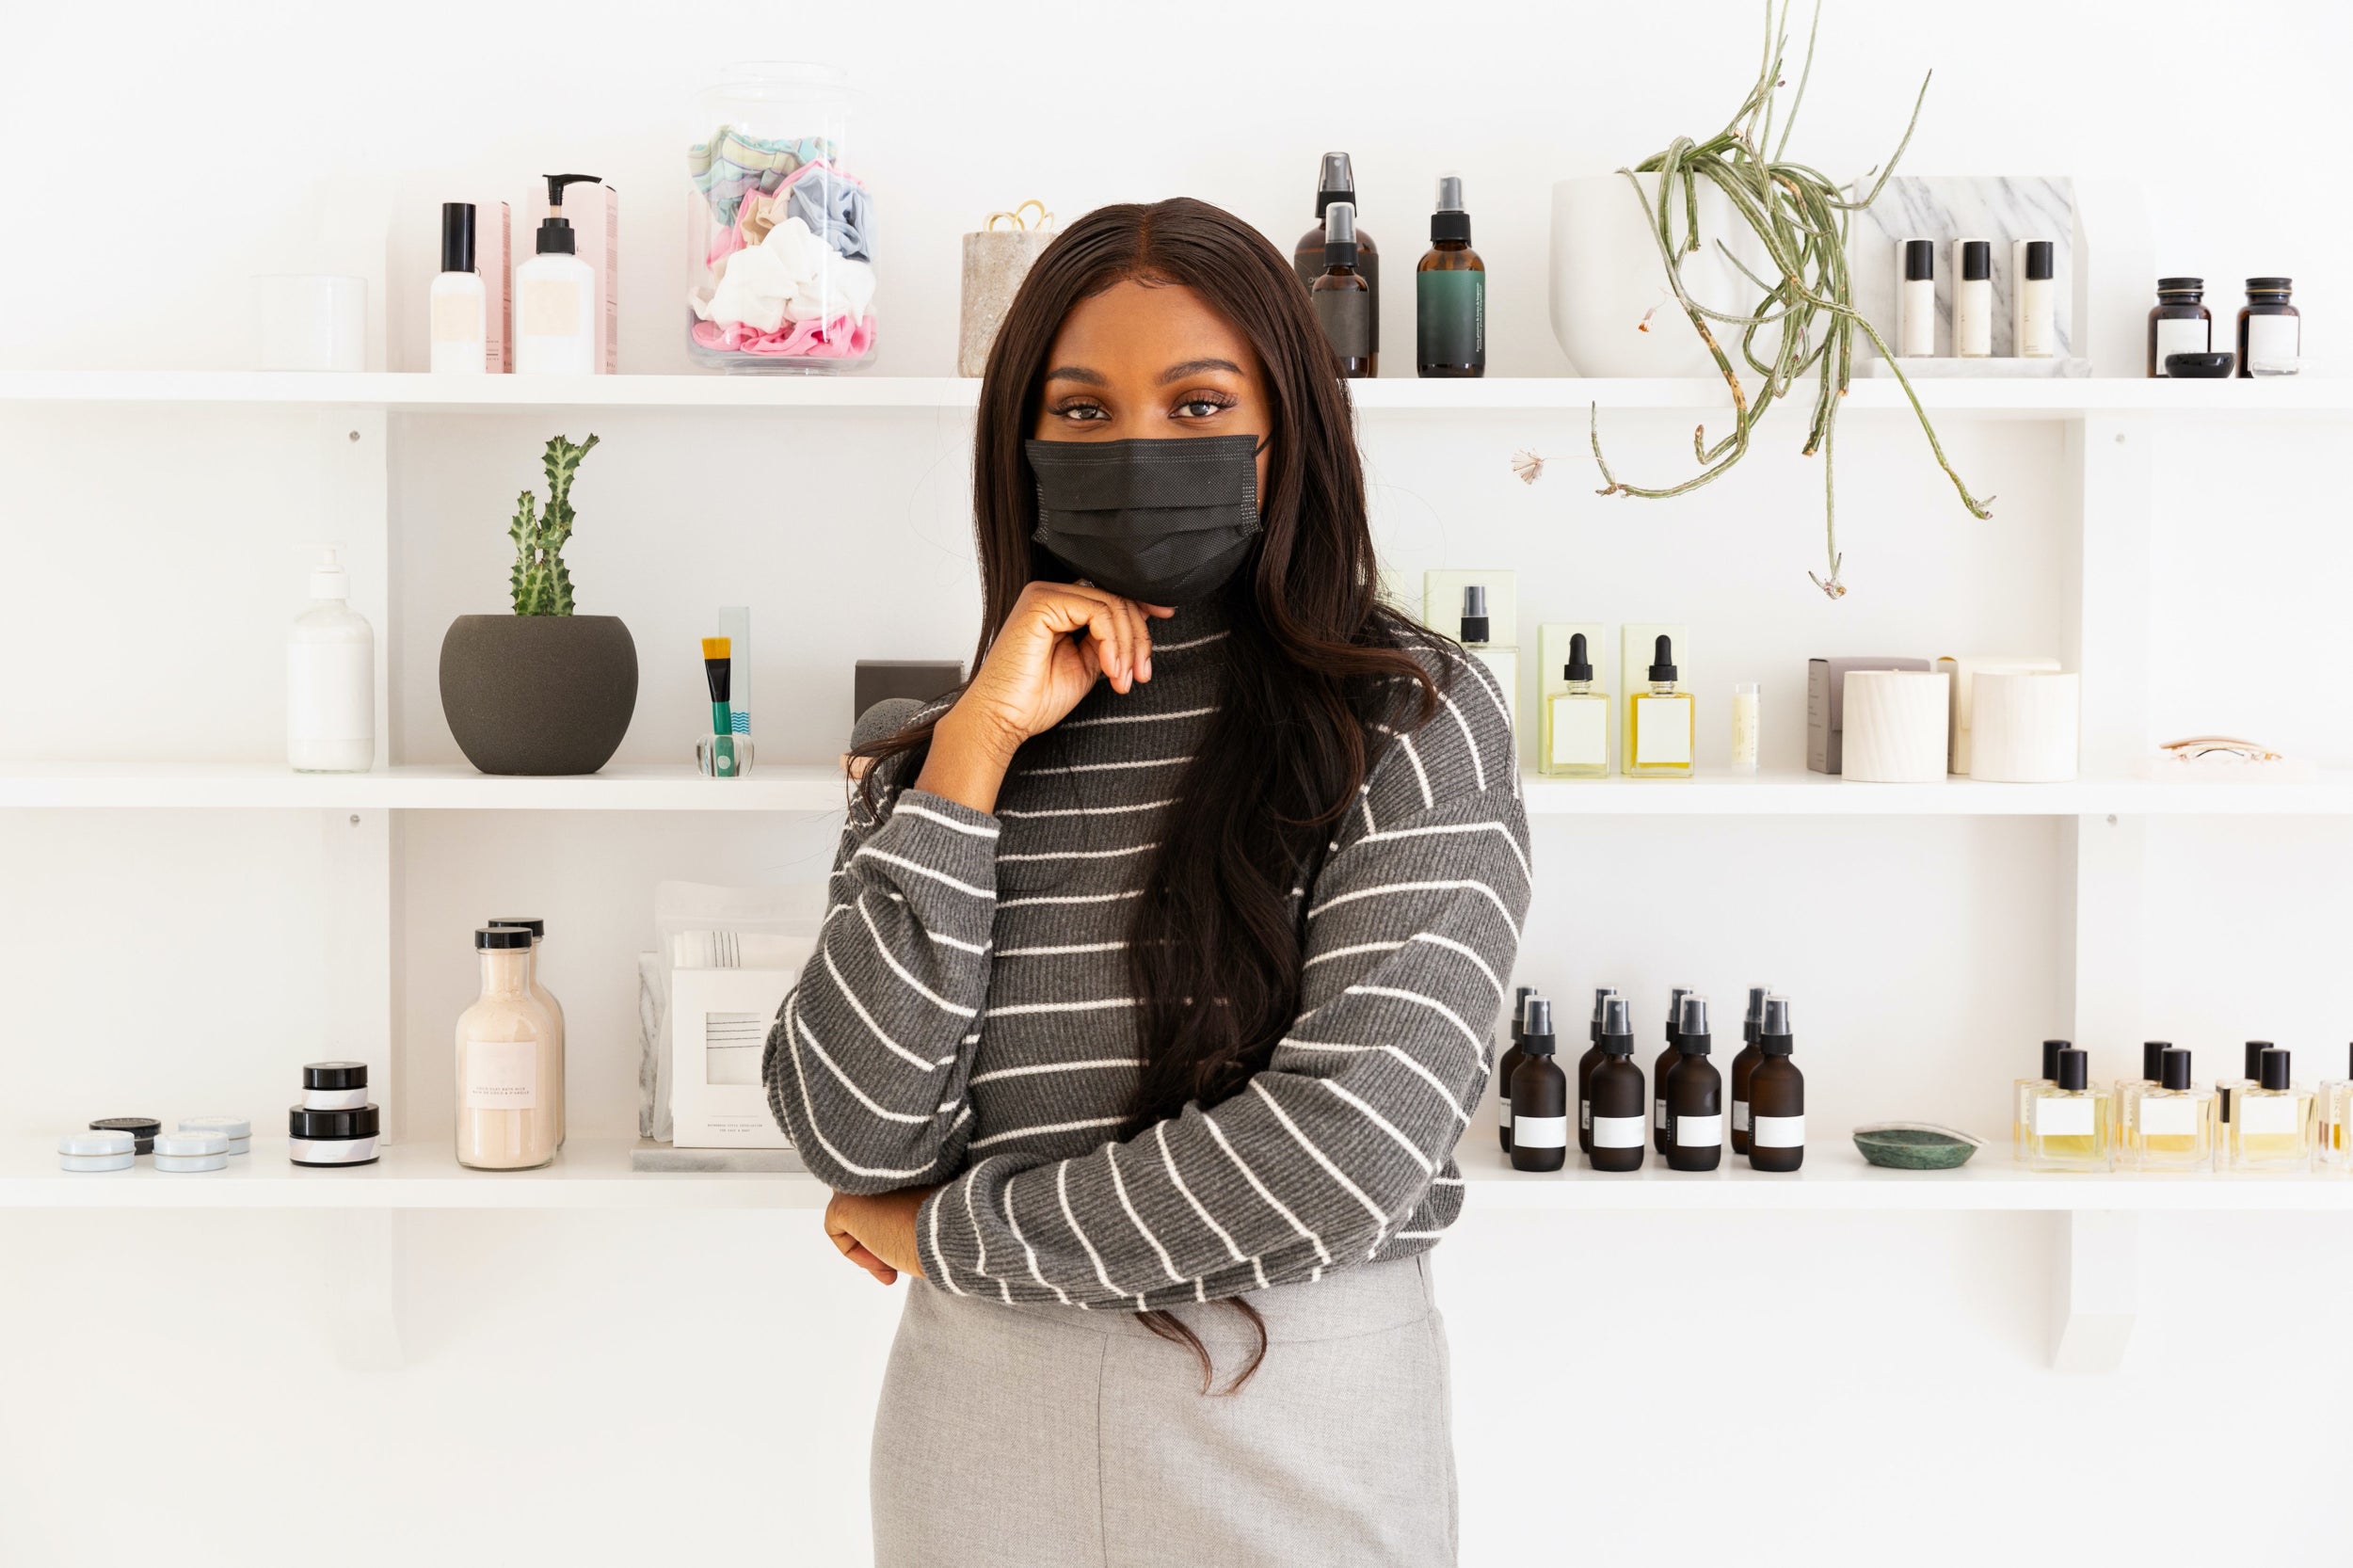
824, 1187, 937, 1286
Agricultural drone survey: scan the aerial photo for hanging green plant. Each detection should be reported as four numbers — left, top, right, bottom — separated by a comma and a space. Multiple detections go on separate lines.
1587, 0, 1993, 599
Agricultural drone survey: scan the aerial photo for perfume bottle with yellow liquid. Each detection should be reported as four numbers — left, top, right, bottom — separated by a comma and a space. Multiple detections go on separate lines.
2115, 1040, 2169, 1168
2318, 1044, 2353, 1172
2013, 1038, 2069, 1162
1539, 632, 1609, 777
2132, 1048, 2216, 1173
2028, 1048, 2111, 1172
2228, 1048, 2313, 1172
1625, 634, 1693, 777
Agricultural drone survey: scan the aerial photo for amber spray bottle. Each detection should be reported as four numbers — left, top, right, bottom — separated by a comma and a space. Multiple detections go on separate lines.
1729, 983, 1772, 1156
1577, 985, 1618, 1155
1653, 985, 1695, 1156
1415, 175, 1484, 378
1293, 152, 1378, 341
1746, 995, 1803, 1172
1664, 994, 1723, 1172
1587, 996, 1645, 1172
1310, 202, 1377, 377
1496, 984, 1535, 1153
1508, 1000, 1568, 1173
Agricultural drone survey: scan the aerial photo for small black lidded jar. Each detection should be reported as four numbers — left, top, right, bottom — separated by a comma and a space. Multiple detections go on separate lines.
2237, 278, 2300, 377
2148, 278, 2212, 377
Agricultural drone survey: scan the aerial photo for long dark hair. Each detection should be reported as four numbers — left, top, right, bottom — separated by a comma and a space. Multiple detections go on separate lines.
856, 198, 1441, 1390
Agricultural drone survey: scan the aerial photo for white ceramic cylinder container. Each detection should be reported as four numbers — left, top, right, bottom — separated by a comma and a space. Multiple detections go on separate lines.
1968, 672, 2080, 782
1841, 671, 1951, 782
1549, 174, 1780, 377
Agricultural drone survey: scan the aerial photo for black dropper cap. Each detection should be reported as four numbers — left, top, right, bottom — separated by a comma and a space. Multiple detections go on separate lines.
1745, 985, 1771, 1047
1564, 632, 1592, 683
1522, 1000, 1556, 1056
2040, 1039, 2070, 1079
2025, 240, 2054, 281
1759, 995, 1793, 1055
1647, 634, 1677, 682
488, 919, 545, 939
1667, 986, 1693, 1045
2055, 1048, 2089, 1093
2160, 1048, 2192, 1093
1459, 585, 1489, 644
1323, 201, 1360, 268
2260, 1048, 2292, 1092
1600, 996, 1634, 1054
476, 926, 533, 950
1509, 984, 1533, 1046
2245, 1041, 2272, 1080
441, 201, 477, 274
1314, 152, 1358, 218
535, 173, 600, 256
1431, 175, 1470, 244
2141, 1041, 2169, 1080
1902, 239, 1934, 282
1960, 240, 1992, 282
1590, 986, 1616, 1045
1675, 995, 1711, 1055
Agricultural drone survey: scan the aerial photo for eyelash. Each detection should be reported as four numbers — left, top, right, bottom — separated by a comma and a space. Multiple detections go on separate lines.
1047, 391, 1238, 422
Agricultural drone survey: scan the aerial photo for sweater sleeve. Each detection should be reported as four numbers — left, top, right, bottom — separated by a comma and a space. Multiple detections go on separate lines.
763, 776, 1000, 1194
916, 651, 1528, 1306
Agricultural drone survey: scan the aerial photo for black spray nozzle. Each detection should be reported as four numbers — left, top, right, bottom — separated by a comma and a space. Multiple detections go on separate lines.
1759, 994, 1793, 1052
1564, 632, 1593, 682
1519, 991, 1545, 1036
1315, 151, 1357, 214
1510, 985, 1533, 1044
2142, 1041, 2170, 1080
1522, 999, 1555, 1053
1600, 996, 1634, 1050
1322, 200, 1360, 266
1431, 174, 1470, 243
2055, 1048, 2089, 1093
1591, 986, 1617, 1023
2041, 1038, 2071, 1080
1459, 584, 1489, 644
2160, 1048, 2192, 1092
1745, 984, 1771, 1044
1675, 994, 1710, 1052
2260, 1048, 2292, 1093
1647, 634, 1677, 682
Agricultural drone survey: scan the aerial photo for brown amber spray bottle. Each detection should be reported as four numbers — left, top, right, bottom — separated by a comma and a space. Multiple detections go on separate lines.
1577, 985, 1618, 1155
1653, 985, 1695, 1156
1664, 994, 1723, 1172
1309, 202, 1376, 377
1729, 983, 1771, 1156
1496, 984, 1535, 1153
1507, 1000, 1568, 1173
1746, 995, 1803, 1172
1587, 996, 1645, 1172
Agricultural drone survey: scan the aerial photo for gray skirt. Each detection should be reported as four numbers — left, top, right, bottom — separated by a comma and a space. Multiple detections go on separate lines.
871, 1254, 1457, 1567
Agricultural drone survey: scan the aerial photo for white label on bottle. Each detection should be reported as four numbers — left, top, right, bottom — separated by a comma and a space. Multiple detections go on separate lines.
431, 288, 480, 344
1732, 1099, 1751, 1133
1752, 1114, 1804, 1149
1497, 1096, 1512, 1130
1548, 696, 1608, 767
1514, 1115, 1569, 1150
1633, 696, 1692, 765
520, 278, 583, 338
1580, 1099, 1591, 1130
2035, 1096, 2093, 1137
2153, 316, 2207, 374
2247, 315, 2300, 375
1593, 1115, 1645, 1149
2241, 1096, 2299, 1136
287, 643, 374, 744
1675, 1112, 1722, 1149
2139, 1097, 2200, 1137
464, 1037, 538, 1110
1654, 1097, 1667, 1129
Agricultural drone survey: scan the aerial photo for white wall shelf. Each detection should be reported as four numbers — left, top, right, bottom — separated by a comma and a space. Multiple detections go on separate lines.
1, 762, 2343, 816
4, 370, 2349, 417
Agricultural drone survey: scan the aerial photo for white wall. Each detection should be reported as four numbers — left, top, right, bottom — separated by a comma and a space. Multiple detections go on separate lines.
5, 3, 2352, 1563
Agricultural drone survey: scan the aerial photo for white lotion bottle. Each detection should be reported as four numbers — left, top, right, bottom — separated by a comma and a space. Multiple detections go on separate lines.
429, 201, 488, 374
1953, 239, 1993, 358
2015, 239, 2055, 359
514, 190, 595, 375
287, 549, 375, 773
1896, 238, 1935, 357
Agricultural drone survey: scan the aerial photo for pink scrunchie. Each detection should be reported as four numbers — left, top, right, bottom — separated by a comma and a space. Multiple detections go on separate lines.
692, 312, 876, 359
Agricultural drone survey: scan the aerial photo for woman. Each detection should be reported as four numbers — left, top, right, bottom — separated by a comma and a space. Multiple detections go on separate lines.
764, 198, 1529, 1567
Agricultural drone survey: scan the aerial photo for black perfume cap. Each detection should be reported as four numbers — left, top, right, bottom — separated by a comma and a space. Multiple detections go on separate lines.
1902, 238, 1934, 282
2260, 1048, 2292, 1092
1510, 984, 1533, 1045
476, 926, 533, 950
1759, 995, 1794, 1055
1564, 632, 1593, 682
1675, 995, 1710, 1054
303, 1061, 368, 1090
1459, 584, 1489, 644
1960, 239, 1991, 281
2024, 240, 2054, 281
1314, 152, 1357, 217
1322, 201, 1360, 268
440, 201, 477, 274
1601, 996, 1634, 1052
1431, 175, 1470, 244
2156, 276, 2203, 296
2245, 1040, 2272, 1080
289, 1103, 380, 1140
488, 918, 545, 939
2041, 1039, 2070, 1079
2160, 1048, 2192, 1093
1667, 986, 1693, 1045
2055, 1048, 2089, 1093
1522, 999, 1556, 1055
1647, 634, 1677, 682
2141, 1041, 2169, 1080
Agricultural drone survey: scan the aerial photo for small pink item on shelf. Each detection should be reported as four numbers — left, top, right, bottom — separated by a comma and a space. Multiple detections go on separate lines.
691, 312, 876, 359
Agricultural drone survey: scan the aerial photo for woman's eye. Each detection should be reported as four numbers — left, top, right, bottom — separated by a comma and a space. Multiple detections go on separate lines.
1053, 402, 1109, 422
1174, 394, 1234, 419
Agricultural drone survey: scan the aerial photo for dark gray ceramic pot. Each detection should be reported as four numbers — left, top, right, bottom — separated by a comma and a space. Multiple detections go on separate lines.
440, 615, 638, 776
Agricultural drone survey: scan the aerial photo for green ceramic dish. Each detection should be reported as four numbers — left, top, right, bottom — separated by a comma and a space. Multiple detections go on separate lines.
1852, 1123, 1983, 1170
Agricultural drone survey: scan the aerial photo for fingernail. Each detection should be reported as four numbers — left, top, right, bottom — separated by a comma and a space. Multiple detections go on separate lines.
1141, 659, 1153, 680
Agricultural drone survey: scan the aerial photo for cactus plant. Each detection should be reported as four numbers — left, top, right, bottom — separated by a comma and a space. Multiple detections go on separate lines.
508, 433, 600, 616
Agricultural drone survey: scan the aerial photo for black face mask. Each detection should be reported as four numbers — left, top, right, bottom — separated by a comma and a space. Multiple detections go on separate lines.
1025, 435, 1262, 604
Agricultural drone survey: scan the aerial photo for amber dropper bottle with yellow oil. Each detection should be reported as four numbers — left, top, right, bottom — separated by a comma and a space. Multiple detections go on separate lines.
1625, 634, 1694, 777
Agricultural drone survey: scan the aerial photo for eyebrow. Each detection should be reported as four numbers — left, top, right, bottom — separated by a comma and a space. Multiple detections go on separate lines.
1157, 358, 1244, 383
1041, 364, 1109, 386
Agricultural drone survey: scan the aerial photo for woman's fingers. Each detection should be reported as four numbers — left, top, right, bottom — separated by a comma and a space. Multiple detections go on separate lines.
826, 1205, 901, 1285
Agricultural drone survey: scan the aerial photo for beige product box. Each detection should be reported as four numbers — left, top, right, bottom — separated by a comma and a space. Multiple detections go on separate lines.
668, 936, 812, 1148
531, 180, 618, 373
1935, 654, 2060, 774
1806, 656, 1930, 775
1425, 569, 1519, 735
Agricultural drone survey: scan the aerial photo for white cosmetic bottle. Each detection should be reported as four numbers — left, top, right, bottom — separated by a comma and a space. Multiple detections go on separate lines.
1953, 239, 1993, 358
514, 182, 596, 375
1896, 238, 1935, 357
428, 201, 488, 374
286, 549, 376, 774
2014, 239, 2055, 359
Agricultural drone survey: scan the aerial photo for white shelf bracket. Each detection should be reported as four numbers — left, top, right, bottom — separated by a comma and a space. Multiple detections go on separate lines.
319, 1207, 408, 1372
2050, 1208, 2137, 1373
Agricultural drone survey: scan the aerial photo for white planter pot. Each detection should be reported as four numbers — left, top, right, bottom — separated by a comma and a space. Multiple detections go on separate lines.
1549, 173, 1782, 378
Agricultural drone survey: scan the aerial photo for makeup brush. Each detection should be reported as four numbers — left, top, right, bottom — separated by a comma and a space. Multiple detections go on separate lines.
701, 637, 737, 776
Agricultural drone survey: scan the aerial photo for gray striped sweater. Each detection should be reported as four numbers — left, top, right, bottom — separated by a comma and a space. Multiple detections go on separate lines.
763, 598, 1529, 1309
